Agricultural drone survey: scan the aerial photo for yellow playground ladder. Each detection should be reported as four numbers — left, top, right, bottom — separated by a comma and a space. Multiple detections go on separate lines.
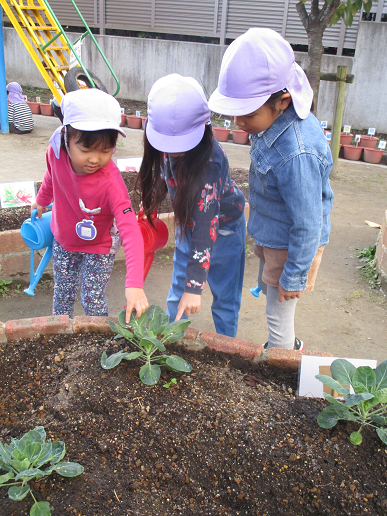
0, 0, 120, 103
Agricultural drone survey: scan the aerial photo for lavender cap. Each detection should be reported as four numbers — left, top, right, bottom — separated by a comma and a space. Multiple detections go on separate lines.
146, 74, 211, 153
208, 28, 313, 119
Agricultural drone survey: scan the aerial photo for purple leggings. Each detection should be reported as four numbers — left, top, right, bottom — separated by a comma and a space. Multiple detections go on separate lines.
52, 239, 115, 318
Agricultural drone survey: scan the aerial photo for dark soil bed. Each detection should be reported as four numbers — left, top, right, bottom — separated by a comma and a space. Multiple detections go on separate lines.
0, 170, 249, 233
1, 333, 386, 515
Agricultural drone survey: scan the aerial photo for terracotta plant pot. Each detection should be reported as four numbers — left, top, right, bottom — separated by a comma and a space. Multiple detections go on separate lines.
359, 135, 378, 149
343, 144, 362, 161
363, 147, 384, 164
27, 101, 40, 115
232, 129, 249, 145
141, 116, 147, 130
39, 103, 54, 116
340, 132, 353, 146
126, 115, 142, 129
120, 114, 127, 127
212, 127, 230, 142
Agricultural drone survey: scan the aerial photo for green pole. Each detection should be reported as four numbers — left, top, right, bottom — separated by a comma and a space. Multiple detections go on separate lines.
331, 66, 347, 178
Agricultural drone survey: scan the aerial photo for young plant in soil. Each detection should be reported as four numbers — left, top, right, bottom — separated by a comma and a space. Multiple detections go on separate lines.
0, 426, 84, 516
101, 304, 192, 385
316, 359, 387, 445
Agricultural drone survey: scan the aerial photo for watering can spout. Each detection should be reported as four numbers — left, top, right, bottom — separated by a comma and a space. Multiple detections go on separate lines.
20, 205, 53, 296
137, 209, 169, 280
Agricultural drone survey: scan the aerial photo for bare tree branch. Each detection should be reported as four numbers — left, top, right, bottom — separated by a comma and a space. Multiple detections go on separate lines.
296, 1, 309, 30
320, 0, 341, 28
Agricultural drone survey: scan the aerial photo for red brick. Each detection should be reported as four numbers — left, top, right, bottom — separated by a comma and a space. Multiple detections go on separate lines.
0, 253, 31, 277
0, 230, 28, 254
5, 316, 70, 342
183, 326, 200, 342
200, 331, 263, 359
72, 316, 117, 334
267, 348, 334, 370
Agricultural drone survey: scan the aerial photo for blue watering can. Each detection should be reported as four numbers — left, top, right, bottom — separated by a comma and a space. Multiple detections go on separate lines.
250, 284, 261, 297
20, 204, 53, 296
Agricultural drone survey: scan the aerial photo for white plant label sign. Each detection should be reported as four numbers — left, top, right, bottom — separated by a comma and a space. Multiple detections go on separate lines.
320, 121, 327, 129
368, 127, 376, 136
325, 132, 332, 141
136, 110, 141, 117
343, 125, 351, 133
23, 95, 28, 102
378, 140, 386, 149
224, 120, 231, 128
355, 135, 361, 143
36, 97, 41, 103
120, 108, 125, 114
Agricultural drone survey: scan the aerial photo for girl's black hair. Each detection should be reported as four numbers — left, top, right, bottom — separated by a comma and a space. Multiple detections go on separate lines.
138, 123, 213, 236
266, 89, 314, 113
61, 125, 119, 153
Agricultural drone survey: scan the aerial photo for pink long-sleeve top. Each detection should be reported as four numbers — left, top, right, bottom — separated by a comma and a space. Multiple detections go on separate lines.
36, 145, 144, 288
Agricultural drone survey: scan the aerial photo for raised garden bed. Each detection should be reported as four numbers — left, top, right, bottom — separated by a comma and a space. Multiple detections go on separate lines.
1, 319, 386, 515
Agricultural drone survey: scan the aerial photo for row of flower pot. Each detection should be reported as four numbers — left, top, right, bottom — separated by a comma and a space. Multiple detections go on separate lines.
342, 145, 384, 164
27, 101, 54, 116
212, 126, 249, 145
340, 133, 379, 148
120, 114, 146, 129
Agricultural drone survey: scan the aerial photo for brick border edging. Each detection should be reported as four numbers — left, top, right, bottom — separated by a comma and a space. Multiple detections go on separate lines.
0, 315, 333, 371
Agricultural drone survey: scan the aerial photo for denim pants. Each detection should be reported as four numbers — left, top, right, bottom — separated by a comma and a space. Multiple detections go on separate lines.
167, 214, 246, 337
52, 239, 115, 318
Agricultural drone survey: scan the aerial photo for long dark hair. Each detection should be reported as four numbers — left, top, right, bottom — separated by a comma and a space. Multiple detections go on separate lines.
139, 124, 213, 236
61, 125, 119, 153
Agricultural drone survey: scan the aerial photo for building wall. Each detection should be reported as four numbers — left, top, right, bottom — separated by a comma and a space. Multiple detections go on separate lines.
3, 22, 387, 131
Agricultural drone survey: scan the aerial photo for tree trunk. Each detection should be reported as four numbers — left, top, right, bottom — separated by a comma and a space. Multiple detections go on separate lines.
305, 27, 324, 114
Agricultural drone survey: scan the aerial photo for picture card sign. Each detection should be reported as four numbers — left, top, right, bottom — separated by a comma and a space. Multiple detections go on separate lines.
116, 157, 143, 173
0, 181, 36, 208
298, 355, 377, 398
120, 108, 125, 114
136, 111, 141, 117
325, 132, 332, 141
355, 135, 361, 143
368, 128, 376, 136
23, 95, 28, 102
224, 120, 231, 128
343, 125, 351, 133
320, 121, 327, 129
378, 140, 386, 150
36, 97, 41, 103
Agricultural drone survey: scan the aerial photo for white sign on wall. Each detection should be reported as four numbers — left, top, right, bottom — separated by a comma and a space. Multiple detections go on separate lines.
69, 40, 83, 69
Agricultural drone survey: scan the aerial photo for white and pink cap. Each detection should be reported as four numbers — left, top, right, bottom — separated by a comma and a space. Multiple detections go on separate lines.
146, 74, 211, 153
208, 28, 313, 119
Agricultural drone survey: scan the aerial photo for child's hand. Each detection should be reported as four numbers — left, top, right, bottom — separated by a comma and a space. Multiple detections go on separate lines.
30, 201, 46, 219
125, 288, 149, 323
278, 284, 302, 302
175, 293, 201, 321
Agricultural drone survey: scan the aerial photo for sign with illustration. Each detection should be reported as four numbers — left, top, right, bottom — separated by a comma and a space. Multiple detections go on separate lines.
343, 125, 351, 133
355, 135, 361, 143
320, 121, 327, 129
378, 140, 386, 150
0, 181, 36, 208
368, 128, 376, 136
224, 120, 231, 128
325, 132, 331, 141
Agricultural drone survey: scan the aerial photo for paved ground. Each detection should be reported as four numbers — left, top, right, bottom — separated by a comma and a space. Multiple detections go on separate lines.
0, 113, 386, 364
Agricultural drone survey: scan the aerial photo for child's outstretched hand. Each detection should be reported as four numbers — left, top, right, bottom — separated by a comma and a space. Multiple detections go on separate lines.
278, 284, 302, 302
175, 292, 201, 321
30, 201, 47, 219
125, 288, 149, 323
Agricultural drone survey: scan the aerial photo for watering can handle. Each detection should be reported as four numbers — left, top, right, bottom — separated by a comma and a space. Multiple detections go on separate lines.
31, 203, 53, 223
137, 208, 157, 221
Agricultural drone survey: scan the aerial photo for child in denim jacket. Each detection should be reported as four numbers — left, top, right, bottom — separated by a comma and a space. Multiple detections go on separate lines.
209, 28, 334, 350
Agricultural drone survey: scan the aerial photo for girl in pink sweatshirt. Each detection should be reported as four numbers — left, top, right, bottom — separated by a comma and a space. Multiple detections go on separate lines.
32, 89, 148, 323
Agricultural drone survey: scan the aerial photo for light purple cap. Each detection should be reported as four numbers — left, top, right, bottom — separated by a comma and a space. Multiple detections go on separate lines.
208, 28, 313, 119
146, 74, 211, 153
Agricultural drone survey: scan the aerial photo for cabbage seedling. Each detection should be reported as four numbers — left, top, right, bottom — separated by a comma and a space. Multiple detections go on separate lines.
101, 304, 192, 385
316, 359, 387, 445
0, 426, 84, 515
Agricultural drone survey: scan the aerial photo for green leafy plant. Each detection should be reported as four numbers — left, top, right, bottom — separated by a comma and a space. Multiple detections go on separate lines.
316, 359, 387, 445
101, 304, 192, 385
163, 378, 177, 389
0, 426, 84, 515
356, 244, 381, 289
0, 280, 12, 296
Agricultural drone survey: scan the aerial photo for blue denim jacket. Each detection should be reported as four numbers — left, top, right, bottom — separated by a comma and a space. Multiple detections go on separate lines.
248, 106, 334, 291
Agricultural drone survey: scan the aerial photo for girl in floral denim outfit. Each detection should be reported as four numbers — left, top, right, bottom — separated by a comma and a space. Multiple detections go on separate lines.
139, 74, 245, 337
209, 28, 334, 350
32, 89, 148, 322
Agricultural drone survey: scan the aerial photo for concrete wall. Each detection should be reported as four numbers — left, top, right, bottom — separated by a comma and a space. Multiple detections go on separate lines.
3, 22, 387, 131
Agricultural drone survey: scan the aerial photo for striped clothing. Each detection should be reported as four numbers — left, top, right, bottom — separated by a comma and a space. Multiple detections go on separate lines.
8, 103, 34, 132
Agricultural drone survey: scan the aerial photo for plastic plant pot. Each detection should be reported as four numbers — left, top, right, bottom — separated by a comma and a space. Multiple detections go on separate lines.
141, 116, 147, 130
359, 135, 378, 149
232, 129, 249, 145
340, 132, 353, 146
27, 101, 40, 115
343, 144, 362, 161
126, 115, 142, 129
363, 147, 384, 164
39, 103, 54, 116
120, 114, 127, 127
212, 127, 230, 142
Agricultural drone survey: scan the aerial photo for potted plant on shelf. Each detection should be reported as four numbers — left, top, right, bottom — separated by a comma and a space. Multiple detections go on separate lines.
126, 114, 142, 129
39, 102, 54, 116
359, 135, 378, 149
232, 129, 249, 145
363, 140, 385, 164
343, 135, 362, 161
340, 132, 353, 146
26, 101, 40, 115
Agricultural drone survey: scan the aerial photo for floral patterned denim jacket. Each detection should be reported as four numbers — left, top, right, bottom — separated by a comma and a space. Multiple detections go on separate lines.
248, 105, 334, 292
